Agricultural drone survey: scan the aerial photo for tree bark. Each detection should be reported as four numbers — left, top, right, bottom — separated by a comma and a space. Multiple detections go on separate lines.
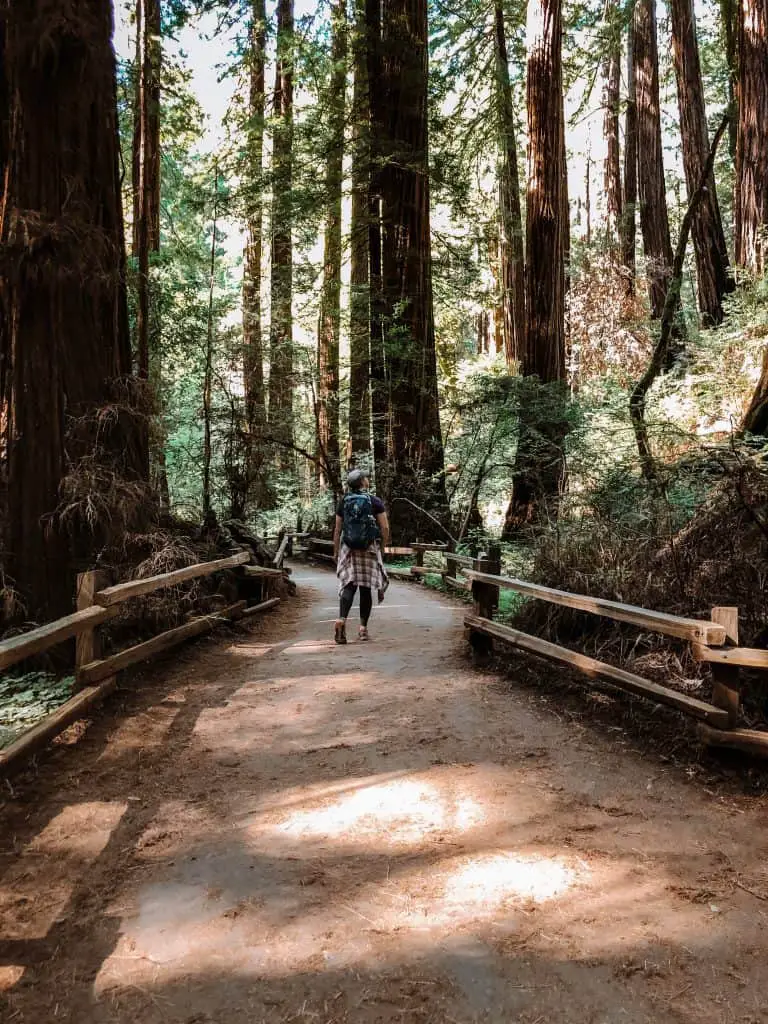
349, 0, 371, 466
493, 0, 525, 367
367, 0, 389, 491
268, 0, 294, 466
735, 0, 768, 275
634, 0, 675, 322
202, 164, 219, 521
602, 4, 622, 249
719, 0, 738, 162
132, 0, 161, 382
317, 0, 347, 496
669, 0, 733, 325
379, 0, 446, 536
523, 0, 565, 383
741, 350, 768, 435
242, 0, 267, 504
505, 0, 567, 533
621, 8, 638, 294
0, 0, 138, 619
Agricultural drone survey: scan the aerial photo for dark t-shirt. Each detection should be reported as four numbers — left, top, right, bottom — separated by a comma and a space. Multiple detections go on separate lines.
336, 493, 386, 518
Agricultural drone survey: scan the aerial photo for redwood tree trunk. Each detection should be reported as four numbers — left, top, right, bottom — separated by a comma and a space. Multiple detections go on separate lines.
493, 0, 525, 367
317, 0, 346, 495
719, 0, 738, 162
268, 0, 295, 466
505, 0, 567, 532
735, 0, 768, 275
379, 0, 446, 535
634, 0, 676, 322
349, 0, 371, 465
602, 7, 622, 249
367, 0, 389, 490
242, 0, 267, 507
0, 0, 137, 619
621, 9, 638, 294
670, 0, 733, 324
132, 0, 161, 374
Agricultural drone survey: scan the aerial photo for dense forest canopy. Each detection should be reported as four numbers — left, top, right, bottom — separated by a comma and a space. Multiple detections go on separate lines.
1, 0, 767, 637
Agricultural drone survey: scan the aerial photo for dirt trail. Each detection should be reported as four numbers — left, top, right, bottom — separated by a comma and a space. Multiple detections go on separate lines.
2, 566, 768, 1023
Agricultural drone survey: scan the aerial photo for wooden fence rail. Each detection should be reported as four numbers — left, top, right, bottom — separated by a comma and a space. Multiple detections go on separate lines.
1, 534, 295, 775
463, 567, 768, 757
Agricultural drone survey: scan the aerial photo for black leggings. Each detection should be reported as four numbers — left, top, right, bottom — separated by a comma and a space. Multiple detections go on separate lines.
339, 583, 372, 625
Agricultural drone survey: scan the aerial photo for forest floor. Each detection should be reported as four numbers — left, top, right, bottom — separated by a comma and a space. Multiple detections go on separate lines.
2, 565, 768, 1023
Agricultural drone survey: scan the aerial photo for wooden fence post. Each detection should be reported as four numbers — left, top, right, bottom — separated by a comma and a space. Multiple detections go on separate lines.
469, 544, 501, 663
710, 606, 740, 727
75, 570, 107, 689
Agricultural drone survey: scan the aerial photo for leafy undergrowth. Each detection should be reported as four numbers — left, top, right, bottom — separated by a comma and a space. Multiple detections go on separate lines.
0, 672, 74, 749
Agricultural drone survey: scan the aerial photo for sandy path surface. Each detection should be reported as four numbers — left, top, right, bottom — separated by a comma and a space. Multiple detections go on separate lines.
2, 565, 768, 1023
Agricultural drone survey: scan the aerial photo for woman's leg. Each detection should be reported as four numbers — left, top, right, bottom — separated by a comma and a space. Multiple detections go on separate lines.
359, 586, 373, 626
339, 582, 357, 620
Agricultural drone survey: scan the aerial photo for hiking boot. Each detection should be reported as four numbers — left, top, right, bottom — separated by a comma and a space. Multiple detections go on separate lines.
358, 625, 370, 642
334, 620, 347, 645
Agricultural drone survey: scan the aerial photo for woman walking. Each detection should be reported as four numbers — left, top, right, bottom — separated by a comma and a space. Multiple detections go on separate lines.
333, 469, 390, 643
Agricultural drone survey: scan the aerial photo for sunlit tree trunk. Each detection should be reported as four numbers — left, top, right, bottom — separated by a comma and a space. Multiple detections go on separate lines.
268, 0, 294, 467
505, 0, 567, 533
670, 0, 733, 324
634, 0, 675, 321
735, 0, 768, 275
621, 8, 638, 294
379, 0, 446, 535
317, 0, 346, 495
242, 0, 267, 508
493, 0, 525, 367
602, 4, 622, 249
349, 0, 371, 466
0, 0, 138, 619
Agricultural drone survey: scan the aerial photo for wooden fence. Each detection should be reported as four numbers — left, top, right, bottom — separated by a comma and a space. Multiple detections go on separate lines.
0, 538, 293, 774
463, 564, 768, 756
303, 535, 768, 757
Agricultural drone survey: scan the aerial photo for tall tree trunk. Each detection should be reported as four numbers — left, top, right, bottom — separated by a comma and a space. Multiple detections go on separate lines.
367, 0, 389, 490
132, 0, 161, 382
735, 0, 768, 274
268, 0, 294, 467
670, 0, 733, 325
317, 0, 347, 496
0, 0, 139, 619
349, 0, 371, 466
243, 0, 267, 506
602, 5, 622, 249
202, 165, 219, 521
505, 0, 567, 532
379, 0, 446, 536
719, 0, 738, 162
621, 8, 638, 294
634, 0, 676, 323
493, 0, 526, 367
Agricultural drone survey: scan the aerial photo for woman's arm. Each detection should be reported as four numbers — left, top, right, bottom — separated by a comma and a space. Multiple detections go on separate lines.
376, 512, 390, 548
333, 515, 343, 559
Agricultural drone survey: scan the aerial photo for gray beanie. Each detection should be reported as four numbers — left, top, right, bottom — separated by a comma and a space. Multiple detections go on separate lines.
346, 469, 369, 491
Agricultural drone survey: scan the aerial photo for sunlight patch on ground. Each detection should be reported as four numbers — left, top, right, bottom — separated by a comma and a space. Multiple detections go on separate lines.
0, 965, 25, 990
0, 801, 127, 940
268, 777, 484, 846
444, 852, 578, 908
97, 704, 180, 761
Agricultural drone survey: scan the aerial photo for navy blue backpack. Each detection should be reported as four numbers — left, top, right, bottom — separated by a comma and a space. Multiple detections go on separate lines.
342, 492, 380, 550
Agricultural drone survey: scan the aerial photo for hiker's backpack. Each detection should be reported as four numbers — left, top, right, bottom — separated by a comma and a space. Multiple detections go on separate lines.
342, 492, 380, 550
